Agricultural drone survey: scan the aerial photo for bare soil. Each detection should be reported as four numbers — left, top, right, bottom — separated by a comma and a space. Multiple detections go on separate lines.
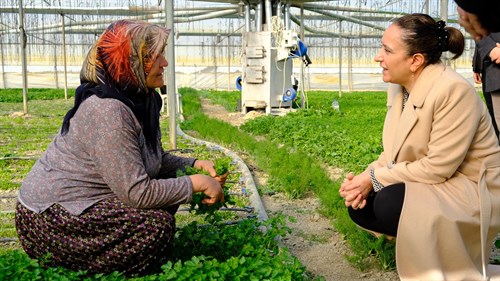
199, 98, 400, 281
0, 190, 17, 213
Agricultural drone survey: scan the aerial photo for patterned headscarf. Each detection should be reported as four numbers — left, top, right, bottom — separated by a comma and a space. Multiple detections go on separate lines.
81, 19, 170, 93
61, 20, 171, 149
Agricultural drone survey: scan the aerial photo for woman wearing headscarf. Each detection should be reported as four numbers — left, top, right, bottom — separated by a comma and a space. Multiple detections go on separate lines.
15, 20, 225, 276
339, 14, 500, 280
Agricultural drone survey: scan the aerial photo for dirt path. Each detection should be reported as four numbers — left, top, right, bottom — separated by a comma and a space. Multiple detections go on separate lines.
199, 98, 400, 281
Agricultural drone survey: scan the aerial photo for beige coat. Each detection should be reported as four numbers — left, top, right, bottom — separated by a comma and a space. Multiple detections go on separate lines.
370, 63, 500, 280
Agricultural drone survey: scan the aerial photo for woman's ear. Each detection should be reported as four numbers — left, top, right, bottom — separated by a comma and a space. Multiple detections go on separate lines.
410, 53, 425, 72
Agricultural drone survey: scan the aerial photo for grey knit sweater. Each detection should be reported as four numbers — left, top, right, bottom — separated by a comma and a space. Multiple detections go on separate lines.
19, 95, 195, 215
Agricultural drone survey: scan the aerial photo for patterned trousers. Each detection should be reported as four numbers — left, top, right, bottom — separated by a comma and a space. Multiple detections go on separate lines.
15, 197, 176, 276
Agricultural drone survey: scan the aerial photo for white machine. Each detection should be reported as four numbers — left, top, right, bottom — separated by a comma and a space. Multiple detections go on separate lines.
241, 29, 297, 114
198, 0, 310, 115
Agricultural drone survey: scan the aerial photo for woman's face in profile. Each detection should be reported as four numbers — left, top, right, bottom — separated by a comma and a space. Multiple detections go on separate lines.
374, 24, 413, 86
146, 54, 168, 89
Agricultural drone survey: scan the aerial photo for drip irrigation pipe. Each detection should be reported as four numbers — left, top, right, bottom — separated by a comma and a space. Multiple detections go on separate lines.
176, 124, 269, 223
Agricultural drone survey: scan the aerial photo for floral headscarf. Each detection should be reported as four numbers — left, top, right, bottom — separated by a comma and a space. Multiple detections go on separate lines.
62, 20, 171, 148
82, 19, 170, 93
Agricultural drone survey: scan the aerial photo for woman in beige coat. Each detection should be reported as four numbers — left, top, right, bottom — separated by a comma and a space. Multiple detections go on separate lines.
340, 14, 500, 280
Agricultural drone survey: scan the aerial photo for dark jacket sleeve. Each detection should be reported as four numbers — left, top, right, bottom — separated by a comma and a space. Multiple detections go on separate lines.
475, 33, 500, 92
476, 33, 500, 60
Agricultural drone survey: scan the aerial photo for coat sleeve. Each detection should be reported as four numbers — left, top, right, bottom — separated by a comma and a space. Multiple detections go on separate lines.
374, 82, 481, 186
477, 33, 500, 59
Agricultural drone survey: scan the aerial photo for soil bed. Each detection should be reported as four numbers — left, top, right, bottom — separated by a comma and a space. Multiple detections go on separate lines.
199, 98, 400, 280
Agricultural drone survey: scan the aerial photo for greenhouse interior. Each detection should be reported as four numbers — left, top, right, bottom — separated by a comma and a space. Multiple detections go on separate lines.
1, 0, 473, 92
1, 1, 499, 280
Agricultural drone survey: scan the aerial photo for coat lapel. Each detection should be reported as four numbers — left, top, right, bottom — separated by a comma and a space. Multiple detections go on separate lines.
392, 102, 418, 160
385, 84, 403, 155
387, 63, 446, 161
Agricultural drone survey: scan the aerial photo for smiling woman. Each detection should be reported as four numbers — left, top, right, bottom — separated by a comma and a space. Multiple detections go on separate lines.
340, 13, 500, 280
146, 54, 168, 89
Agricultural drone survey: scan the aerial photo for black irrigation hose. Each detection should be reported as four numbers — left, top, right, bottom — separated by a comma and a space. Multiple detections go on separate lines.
0, 156, 38, 161
0, 238, 18, 242
177, 206, 255, 213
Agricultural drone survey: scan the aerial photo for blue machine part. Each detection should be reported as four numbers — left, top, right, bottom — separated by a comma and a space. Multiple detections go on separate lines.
283, 88, 297, 102
293, 40, 308, 57
290, 40, 312, 66
235, 76, 242, 91
290, 40, 307, 58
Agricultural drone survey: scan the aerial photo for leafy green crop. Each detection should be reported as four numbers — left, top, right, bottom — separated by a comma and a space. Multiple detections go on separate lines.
494, 240, 500, 264
240, 91, 386, 174
213, 156, 231, 175
180, 88, 396, 271
176, 156, 235, 218
0, 88, 76, 102
199, 89, 240, 113
0, 89, 319, 280
13, 88, 497, 277
0, 215, 319, 281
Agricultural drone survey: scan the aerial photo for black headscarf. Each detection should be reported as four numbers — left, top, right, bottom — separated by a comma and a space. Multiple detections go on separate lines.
61, 82, 162, 149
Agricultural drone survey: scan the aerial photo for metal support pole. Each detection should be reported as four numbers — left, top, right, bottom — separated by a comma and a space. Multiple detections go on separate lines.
194, 64, 197, 89
227, 35, 231, 91
213, 41, 217, 90
0, 37, 6, 88
284, 3, 291, 30
276, 1, 282, 20
245, 4, 251, 32
264, 0, 272, 31
19, 0, 28, 114
299, 5, 305, 108
348, 38, 352, 92
166, 0, 177, 149
338, 21, 342, 97
53, 36, 59, 88
61, 14, 68, 100
256, 3, 262, 32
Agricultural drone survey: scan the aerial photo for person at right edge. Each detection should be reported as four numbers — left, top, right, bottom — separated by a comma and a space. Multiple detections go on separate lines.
454, 0, 500, 41
473, 33, 500, 141
339, 14, 500, 280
